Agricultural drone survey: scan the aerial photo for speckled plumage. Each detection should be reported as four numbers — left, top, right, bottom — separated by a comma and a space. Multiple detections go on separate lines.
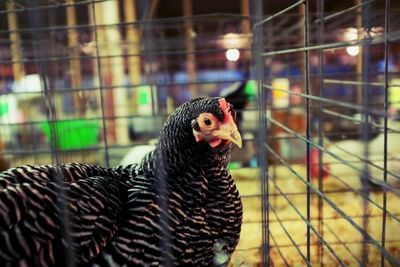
0, 97, 243, 266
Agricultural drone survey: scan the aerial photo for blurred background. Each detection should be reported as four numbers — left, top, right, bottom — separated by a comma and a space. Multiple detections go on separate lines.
0, 0, 400, 266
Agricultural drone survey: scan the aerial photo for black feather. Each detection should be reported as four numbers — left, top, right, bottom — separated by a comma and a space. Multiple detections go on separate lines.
0, 97, 242, 267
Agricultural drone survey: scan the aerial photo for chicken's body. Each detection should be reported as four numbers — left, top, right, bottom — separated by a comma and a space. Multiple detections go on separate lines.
0, 97, 243, 266
322, 118, 400, 188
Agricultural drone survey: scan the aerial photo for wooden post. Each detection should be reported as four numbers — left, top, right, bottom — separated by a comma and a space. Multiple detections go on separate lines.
241, 0, 250, 34
66, 0, 84, 115
150, 0, 160, 18
182, 0, 197, 98
88, 3, 102, 117
241, 0, 251, 60
6, 2, 24, 82
94, 1, 130, 145
6, 2, 26, 162
124, 0, 141, 114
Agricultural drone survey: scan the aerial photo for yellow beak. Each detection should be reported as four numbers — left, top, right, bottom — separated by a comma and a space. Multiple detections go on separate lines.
213, 124, 243, 148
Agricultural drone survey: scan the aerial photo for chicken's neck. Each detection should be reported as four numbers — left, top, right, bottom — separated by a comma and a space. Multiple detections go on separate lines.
139, 140, 232, 201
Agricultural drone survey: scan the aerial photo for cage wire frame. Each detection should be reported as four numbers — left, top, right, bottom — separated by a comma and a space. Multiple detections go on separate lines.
252, 0, 400, 266
0, 0, 400, 266
0, 1, 255, 266
0, 1, 252, 164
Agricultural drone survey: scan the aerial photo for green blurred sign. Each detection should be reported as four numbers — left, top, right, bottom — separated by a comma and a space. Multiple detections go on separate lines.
0, 102, 8, 116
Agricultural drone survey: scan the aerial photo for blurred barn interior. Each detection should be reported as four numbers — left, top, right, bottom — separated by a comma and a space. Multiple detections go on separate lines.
0, 0, 400, 266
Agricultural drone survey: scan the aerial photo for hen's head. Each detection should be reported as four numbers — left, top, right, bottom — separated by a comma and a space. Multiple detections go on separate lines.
159, 97, 242, 155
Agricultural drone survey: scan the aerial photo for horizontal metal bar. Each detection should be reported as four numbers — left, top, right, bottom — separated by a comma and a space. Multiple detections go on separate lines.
268, 132, 350, 141
48, 0, 61, 5
324, 138, 400, 180
263, 71, 400, 80
270, 180, 347, 266
0, 0, 111, 15
265, 144, 400, 266
2, 141, 155, 157
269, 204, 311, 266
266, 239, 400, 250
324, 78, 400, 88
0, 113, 167, 126
241, 211, 400, 225
268, 117, 400, 194
242, 185, 400, 199
321, 109, 400, 133
269, 230, 291, 266
0, 13, 250, 34
0, 46, 252, 65
324, 223, 362, 265
2, 137, 260, 157
0, 109, 257, 130
321, 155, 400, 177
314, 0, 376, 23
253, 0, 305, 28
235, 239, 400, 254
7, 1, 26, 9
263, 84, 385, 117
261, 30, 400, 56
322, 166, 400, 223
0, 78, 250, 97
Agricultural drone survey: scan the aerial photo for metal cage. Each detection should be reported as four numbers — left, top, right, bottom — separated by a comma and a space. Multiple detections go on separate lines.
252, 0, 400, 266
0, 0, 399, 266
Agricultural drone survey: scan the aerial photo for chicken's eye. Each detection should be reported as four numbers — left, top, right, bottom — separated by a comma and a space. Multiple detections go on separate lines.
197, 113, 216, 129
204, 118, 212, 126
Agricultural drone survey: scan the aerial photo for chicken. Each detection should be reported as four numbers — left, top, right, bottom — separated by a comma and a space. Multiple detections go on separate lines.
320, 118, 400, 189
321, 112, 380, 142
0, 97, 243, 266
122, 81, 253, 166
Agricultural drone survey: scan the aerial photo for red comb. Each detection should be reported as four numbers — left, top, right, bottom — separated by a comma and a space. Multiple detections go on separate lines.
218, 98, 234, 124
218, 98, 229, 110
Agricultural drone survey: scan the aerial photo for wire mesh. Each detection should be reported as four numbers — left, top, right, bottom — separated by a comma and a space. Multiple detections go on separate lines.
0, 1, 252, 167
251, 0, 400, 266
0, 0, 399, 266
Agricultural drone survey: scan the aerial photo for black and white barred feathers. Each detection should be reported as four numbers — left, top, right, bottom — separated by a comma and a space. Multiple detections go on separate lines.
0, 97, 243, 266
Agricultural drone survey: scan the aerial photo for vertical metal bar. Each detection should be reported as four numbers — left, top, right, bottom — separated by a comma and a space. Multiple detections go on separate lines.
159, 31, 173, 117
154, 153, 172, 267
265, 10, 275, 179
356, 0, 363, 105
98, 1, 129, 146
90, 0, 110, 167
361, 0, 372, 265
27, 2, 75, 267
124, 0, 141, 115
381, 0, 390, 266
182, 0, 197, 98
143, 14, 172, 267
316, 0, 325, 265
66, 0, 84, 116
143, 24, 158, 117
0, 66, 13, 167
303, 0, 311, 263
27, 6, 60, 168
251, 0, 269, 265
6, 2, 29, 165
269, 230, 291, 267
